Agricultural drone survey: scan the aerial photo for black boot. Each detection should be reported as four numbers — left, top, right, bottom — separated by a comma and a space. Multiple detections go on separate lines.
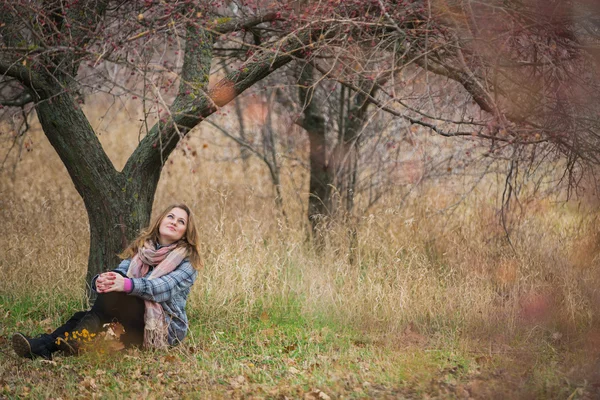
12, 332, 55, 360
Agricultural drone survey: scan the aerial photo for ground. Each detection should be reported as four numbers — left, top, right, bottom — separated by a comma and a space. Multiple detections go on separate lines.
1, 295, 599, 399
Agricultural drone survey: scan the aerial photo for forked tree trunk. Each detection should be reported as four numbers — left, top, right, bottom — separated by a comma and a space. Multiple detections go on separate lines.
35, 91, 163, 299
2, 3, 324, 301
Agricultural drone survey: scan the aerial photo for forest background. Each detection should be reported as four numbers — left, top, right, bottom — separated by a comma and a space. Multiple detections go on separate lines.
1, 0, 600, 398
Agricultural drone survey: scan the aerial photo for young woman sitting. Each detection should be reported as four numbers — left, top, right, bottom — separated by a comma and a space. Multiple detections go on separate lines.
12, 203, 202, 359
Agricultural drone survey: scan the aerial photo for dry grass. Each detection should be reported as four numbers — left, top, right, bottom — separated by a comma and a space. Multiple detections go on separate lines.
2, 98, 600, 397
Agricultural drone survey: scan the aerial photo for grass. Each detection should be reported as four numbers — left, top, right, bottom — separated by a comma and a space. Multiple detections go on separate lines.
2, 195, 600, 399
1, 100, 600, 397
1, 292, 589, 399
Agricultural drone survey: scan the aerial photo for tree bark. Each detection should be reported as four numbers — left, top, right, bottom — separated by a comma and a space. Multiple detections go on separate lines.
298, 65, 331, 233
34, 91, 158, 299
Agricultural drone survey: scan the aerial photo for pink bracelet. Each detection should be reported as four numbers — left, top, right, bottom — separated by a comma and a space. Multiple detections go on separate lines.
123, 278, 133, 293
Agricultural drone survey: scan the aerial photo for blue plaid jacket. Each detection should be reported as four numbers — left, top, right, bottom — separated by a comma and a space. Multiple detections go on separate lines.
92, 258, 198, 345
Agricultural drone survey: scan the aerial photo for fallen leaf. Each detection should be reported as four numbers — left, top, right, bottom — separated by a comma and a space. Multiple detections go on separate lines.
261, 328, 275, 337
164, 354, 177, 363
283, 344, 297, 353
81, 377, 97, 391
304, 389, 331, 400
475, 356, 491, 365
229, 375, 246, 389
260, 311, 269, 322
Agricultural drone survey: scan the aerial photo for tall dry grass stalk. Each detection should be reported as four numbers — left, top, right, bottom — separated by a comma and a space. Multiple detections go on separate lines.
1, 97, 600, 346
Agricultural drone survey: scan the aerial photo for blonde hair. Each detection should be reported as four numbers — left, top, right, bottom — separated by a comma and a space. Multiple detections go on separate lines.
119, 204, 203, 269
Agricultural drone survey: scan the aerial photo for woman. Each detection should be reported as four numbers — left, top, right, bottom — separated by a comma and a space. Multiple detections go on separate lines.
12, 203, 201, 359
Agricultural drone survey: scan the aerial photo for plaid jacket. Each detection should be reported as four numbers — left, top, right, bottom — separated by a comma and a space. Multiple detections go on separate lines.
92, 258, 198, 345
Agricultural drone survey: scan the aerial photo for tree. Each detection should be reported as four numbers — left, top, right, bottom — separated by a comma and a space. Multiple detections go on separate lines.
1, 0, 598, 296
0, 0, 316, 295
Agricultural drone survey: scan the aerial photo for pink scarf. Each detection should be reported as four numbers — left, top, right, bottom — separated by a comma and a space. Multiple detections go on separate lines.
127, 240, 188, 349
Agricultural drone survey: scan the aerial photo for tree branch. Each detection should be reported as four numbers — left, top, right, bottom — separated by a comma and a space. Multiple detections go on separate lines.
124, 26, 314, 178
123, 17, 215, 179
412, 55, 496, 115
308, 60, 547, 145
212, 13, 281, 34
205, 119, 265, 161
34, 91, 120, 202
0, 2, 29, 48
0, 54, 46, 93
62, 0, 111, 48
174, 21, 214, 108
0, 90, 32, 107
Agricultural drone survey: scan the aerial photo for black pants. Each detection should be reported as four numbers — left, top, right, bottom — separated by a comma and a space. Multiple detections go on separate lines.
50, 292, 145, 348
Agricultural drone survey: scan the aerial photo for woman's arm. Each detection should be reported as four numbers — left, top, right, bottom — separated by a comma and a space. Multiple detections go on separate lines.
92, 259, 131, 292
128, 261, 197, 302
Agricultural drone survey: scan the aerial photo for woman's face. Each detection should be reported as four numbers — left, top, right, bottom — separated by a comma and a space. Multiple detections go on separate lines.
157, 207, 188, 246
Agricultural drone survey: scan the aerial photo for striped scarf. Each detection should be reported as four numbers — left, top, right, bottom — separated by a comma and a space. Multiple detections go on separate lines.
127, 240, 188, 349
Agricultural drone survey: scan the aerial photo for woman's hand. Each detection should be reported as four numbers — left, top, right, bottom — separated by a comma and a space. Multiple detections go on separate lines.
96, 272, 126, 293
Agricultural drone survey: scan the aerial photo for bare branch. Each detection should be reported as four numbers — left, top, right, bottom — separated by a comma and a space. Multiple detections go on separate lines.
307, 60, 542, 144
205, 119, 265, 161
124, 21, 320, 178
0, 90, 32, 107
212, 13, 281, 34
0, 55, 46, 93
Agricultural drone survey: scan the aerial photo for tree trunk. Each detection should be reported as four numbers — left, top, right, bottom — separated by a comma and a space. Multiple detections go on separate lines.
299, 65, 331, 233
35, 91, 162, 299
331, 80, 377, 215
330, 83, 375, 264
85, 195, 153, 300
